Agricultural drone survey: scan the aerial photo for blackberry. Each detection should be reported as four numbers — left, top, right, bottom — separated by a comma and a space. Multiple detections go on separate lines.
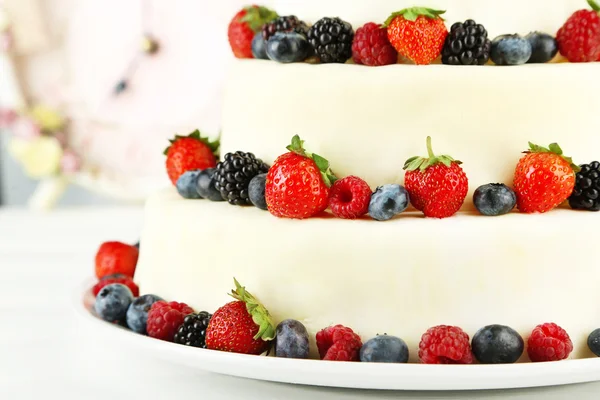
442, 20, 492, 65
307, 17, 354, 64
214, 151, 269, 205
569, 161, 600, 211
262, 15, 308, 41
173, 311, 212, 348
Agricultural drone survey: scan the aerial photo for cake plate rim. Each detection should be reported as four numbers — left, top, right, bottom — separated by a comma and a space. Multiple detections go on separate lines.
74, 278, 600, 391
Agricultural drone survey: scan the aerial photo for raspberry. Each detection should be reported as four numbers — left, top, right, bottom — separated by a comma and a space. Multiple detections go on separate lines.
316, 325, 362, 361
418, 325, 473, 364
556, 9, 600, 63
147, 301, 194, 342
328, 176, 372, 219
352, 22, 398, 66
527, 323, 573, 362
92, 276, 139, 297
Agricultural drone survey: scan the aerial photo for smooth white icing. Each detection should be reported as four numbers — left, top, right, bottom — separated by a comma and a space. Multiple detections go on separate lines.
136, 189, 600, 361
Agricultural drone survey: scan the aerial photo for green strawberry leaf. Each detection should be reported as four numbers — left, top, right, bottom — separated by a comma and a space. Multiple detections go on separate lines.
526, 141, 581, 173
240, 6, 279, 32
163, 129, 220, 157
588, 0, 600, 12
383, 7, 446, 26
284, 135, 338, 187
403, 136, 460, 172
229, 278, 276, 341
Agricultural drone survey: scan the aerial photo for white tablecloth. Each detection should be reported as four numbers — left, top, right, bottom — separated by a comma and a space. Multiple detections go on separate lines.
2, 207, 600, 399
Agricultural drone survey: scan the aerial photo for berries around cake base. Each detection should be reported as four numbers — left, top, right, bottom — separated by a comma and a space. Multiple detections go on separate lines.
94, 283, 134, 323
442, 20, 491, 65
471, 324, 524, 364
527, 323, 573, 362
491, 34, 532, 65
126, 294, 163, 334
352, 22, 398, 66
174, 311, 213, 348
316, 325, 363, 361
556, 1, 600, 63
369, 184, 410, 221
569, 161, 600, 211
274, 319, 310, 359
419, 325, 473, 364
146, 301, 195, 342
214, 151, 269, 205
360, 334, 409, 363
328, 176, 371, 219
307, 17, 354, 64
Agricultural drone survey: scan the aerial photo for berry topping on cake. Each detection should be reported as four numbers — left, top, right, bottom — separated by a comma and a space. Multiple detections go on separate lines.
316, 325, 363, 361
248, 173, 268, 210
360, 334, 409, 363
266, 32, 311, 63
94, 283, 134, 323
352, 22, 398, 66
93, 275, 139, 297
228, 5, 278, 59
307, 17, 355, 64
384, 7, 448, 65
556, 0, 600, 63
418, 325, 473, 364
174, 311, 213, 348
569, 161, 600, 211
525, 32, 559, 63
490, 34, 532, 65
473, 183, 517, 216
176, 170, 203, 199
147, 301, 195, 342
126, 294, 163, 334
214, 151, 269, 205
274, 319, 310, 359
513, 142, 578, 213
196, 168, 225, 202
265, 135, 337, 219
328, 176, 372, 219
205, 279, 275, 355
95, 241, 139, 279
164, 130, 219, 186
471, 325, 524, 364
262, 15, 308, 42
527, 323, 573, 362
369, 184, 410, 221
442, 20, 492, 65
587, 328, 600, 356
403, 136, 468, 218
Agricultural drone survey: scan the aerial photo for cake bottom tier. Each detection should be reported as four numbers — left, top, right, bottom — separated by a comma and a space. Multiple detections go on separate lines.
136, 189, 600, 361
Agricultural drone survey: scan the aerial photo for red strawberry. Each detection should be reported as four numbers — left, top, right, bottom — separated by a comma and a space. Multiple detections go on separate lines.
384, 7, 448, 65
95, 241, 139, 279
228, 5, 278, 58
164, 130, 219, 186
513, 142, 578, 213
404, 137, 468, 218
205, 279, 275, 355
265, 135, 337, 219
556, 0, 600, 63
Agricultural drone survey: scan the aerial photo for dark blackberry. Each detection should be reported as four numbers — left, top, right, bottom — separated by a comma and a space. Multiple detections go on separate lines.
569, 161, 600, 211
442, 20, 492, 65
307, 17, 354, 64
214, 151, 269, 205
262, 15, 308, 41
173, 312, 212, 348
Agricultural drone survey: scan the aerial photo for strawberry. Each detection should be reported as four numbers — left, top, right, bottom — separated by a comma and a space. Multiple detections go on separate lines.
164, 130, 219, 186
265, 135, 337, 219
228, 5, 278, 58
403, 137, 468, 218
384, 7, 448, 65
513, 142, 579, 213
205, 279, 275, 355
95, 242, 139, 279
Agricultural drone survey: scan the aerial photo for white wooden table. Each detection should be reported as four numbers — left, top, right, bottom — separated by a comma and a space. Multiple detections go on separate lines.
2, 207, 600, 399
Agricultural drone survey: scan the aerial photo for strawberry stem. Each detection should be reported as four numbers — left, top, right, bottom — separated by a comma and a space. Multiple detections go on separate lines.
383, 7, 446, 26
404, 136, 461, 172
229, 278, 276, 342
588, 0, 600, 12
426, 136, 435, 159
525, 142, 581, 172
286, 135, 338, 187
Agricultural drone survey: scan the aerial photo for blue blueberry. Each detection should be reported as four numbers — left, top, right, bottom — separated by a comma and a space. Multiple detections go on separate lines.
266, 32, 310, 63
274, 319, 310, 359
196, 168, 224, 201
525, 32, 558, 64
252, 32, 268, 60
588, 329, 600, 357
248, 173, 268, 210
472, 324, 524, 364
94, 283, 134, 323
491, 34, 532, 65
368, 184, 410, 221
473, 183, 516, 216
126, 294, 163, 334
176, 170, 202, 199
360, 334, 409, 363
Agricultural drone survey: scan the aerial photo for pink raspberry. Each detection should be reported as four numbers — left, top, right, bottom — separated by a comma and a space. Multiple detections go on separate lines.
146, 301, 194, 341
419, 325, 473, 364
352, 22, 398, 66
316, 325, 363, 361
527, 323, 573, 362
328, 176, 372, 219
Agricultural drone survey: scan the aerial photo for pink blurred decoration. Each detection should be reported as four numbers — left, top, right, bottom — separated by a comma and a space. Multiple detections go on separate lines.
60, 150, 81, 175
0, 107, 17, 128
11, 116, 41, 140
0, 31, 11, 52
53, 131, 68, 146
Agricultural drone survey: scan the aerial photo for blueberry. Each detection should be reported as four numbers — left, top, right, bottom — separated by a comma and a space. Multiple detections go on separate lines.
368, 184, 410, 221
196, 168, 224, 202
274, 319, 309, 359
473, 183, 516, 216
176, 170, 202, 199
525, 32, 558, 64
126, 294, 163, 334
266, 32, 310, 63
360, 334, 409, 363
251, 32, 268, 60
472, 324, 524, 364
491, 34, 532, 65
94, 283, 134, 323
588, 329, 600, 356
248, 173, 268, 210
